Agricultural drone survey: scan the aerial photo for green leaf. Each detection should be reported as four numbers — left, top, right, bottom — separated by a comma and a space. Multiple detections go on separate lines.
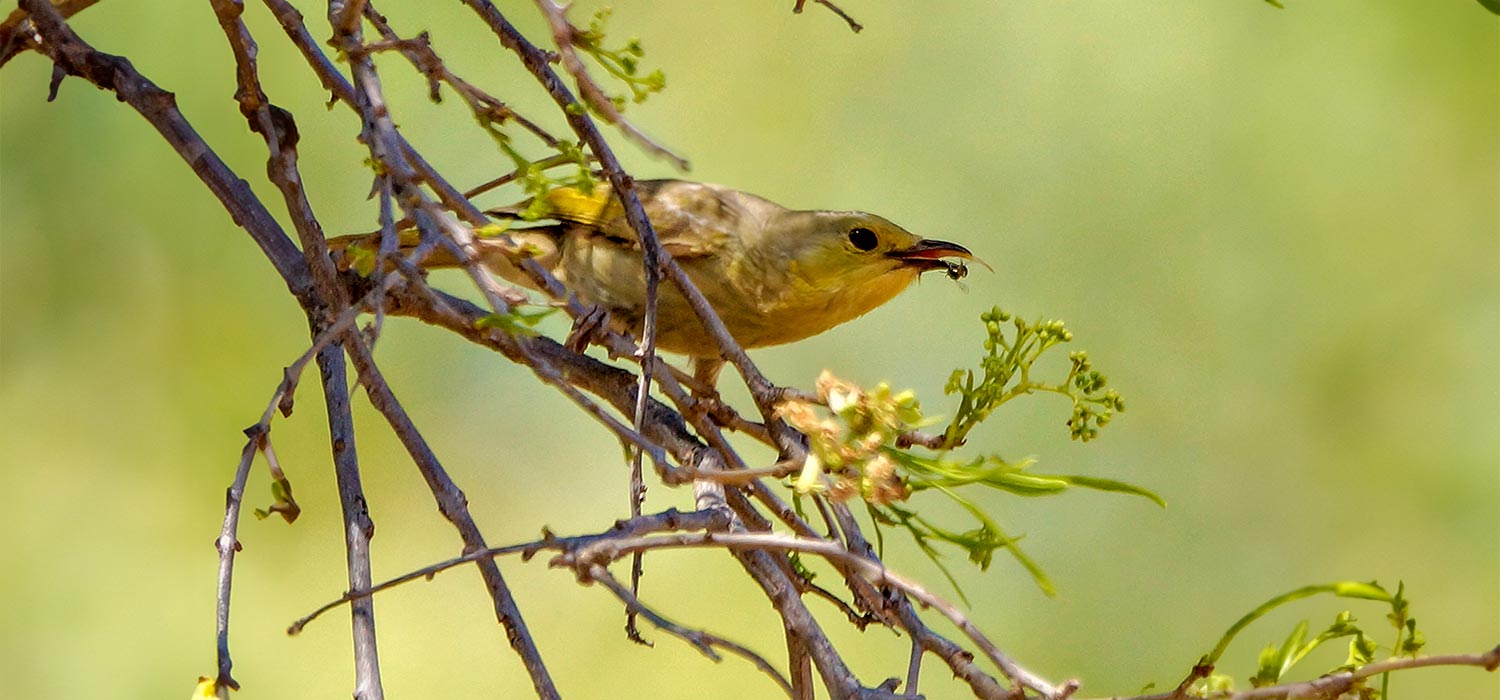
1199, 674, 1234, 694
1480, 0, 1500, 17
474, 221, 512, 238
347, 243, 376, 277
1347, 631, 1378, 666
1204, 582, 1391, 665
1398, 618, 1426, 657
1251, 620, 1308, 687
475, 308, 556, 337
1047, 473, 1166, 507
262, 476, 300, 524
1334, 580, 1392, 602
987, 471, 1071, 497
788, 553, 817, 583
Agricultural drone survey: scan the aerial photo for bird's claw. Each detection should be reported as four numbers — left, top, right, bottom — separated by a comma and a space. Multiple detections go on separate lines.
565, 305, 613, 354
686, 392, 737, 427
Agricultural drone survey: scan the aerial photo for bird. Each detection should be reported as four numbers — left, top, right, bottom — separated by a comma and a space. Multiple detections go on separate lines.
331, 179, 975, 387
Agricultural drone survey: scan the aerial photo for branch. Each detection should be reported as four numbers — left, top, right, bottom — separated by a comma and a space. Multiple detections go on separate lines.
213, 428, 261, 691
463, 0, 807, 460
320, 3, 562, 696
205, 3, 386, 695
532, 0, 689, 169
290, 508, 732, 631
296, 519, 1061, 699
559, 531, 1067, 699
12, 4, 329, 690
792, 0, 864, 33
586, 564, 796, 698
1089, 645, 1500, 700
15, 0, 312, 300
372, 280, 1035, 700
0, 0, 100, 66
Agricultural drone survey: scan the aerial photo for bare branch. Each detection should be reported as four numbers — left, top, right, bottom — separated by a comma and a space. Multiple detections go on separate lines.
205, 3, 387, 694
17, 0, 313, 299
791, 0, 864, 34
1088, 646, 1500, 700
587, 564, 796, 698
532, 0, 690, 169
360, 3, 564, 148
320, 2, 564, 695
213, 429, 260, 692
0, 0, 101, 66
559, 532, 1066, 699
903, 635, 923, 699
290, 507, 732, 632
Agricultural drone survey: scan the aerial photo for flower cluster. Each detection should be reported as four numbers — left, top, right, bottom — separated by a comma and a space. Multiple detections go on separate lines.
1065, 350, 1125, 442
776, 371, 924, 506
944, 307, 1125, 446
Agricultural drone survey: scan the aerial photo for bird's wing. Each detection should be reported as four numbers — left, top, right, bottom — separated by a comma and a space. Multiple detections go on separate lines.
489, 180, 746, 260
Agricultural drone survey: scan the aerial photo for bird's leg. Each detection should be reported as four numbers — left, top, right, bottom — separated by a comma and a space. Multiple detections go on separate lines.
683, 356, 743, 427
690, 357, 725, 392
663, 362, 711, 397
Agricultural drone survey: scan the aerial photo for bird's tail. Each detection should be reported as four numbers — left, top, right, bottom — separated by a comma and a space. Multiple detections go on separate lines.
326, 224, 560, 290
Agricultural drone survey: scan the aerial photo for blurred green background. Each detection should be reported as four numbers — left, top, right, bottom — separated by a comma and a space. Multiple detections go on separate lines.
2, 1, 1496, 698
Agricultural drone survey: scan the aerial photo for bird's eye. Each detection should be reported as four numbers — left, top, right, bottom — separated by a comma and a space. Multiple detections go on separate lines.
847, 227, 879, 252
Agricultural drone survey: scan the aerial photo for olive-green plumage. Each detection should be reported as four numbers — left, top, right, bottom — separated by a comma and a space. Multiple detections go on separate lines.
333, 179, 972, 379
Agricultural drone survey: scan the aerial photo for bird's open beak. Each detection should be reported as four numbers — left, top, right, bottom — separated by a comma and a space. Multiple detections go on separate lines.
888, 239, 977, 278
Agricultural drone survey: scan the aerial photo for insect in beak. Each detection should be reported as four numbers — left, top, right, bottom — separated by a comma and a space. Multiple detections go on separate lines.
888, 239, 981, 280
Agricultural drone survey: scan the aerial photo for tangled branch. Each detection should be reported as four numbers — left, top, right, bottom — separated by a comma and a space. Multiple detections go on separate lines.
6, 2, 1493, 700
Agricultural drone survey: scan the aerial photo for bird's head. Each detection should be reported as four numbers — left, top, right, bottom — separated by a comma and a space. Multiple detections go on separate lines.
783, 210, 974, 288
763, 210, 976, 328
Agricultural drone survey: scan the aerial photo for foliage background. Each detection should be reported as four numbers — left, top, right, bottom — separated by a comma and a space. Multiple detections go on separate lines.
1, 1, 1495, 698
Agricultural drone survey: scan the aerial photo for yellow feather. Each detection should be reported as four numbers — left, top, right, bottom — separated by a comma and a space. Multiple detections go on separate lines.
542, 186, 613, 226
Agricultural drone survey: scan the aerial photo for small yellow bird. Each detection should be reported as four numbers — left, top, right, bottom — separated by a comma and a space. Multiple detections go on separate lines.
333, 179, 974, 384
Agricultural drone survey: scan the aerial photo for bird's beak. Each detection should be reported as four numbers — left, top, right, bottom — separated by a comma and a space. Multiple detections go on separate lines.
888, 238, 976, 276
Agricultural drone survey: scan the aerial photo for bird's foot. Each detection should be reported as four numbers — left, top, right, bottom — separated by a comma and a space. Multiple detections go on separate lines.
565, 304, 613, 354
687, 391, 738, 426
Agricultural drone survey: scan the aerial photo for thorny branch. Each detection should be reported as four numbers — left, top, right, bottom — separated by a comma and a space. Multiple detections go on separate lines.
8, 3, 1496, 700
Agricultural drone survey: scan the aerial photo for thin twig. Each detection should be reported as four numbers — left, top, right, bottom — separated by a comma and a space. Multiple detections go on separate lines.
0, 0, 100, 66
562, 532, 1066, 698
1088, 646, 1500, 700
323, 3, 562, 696
360, 2, 562, 148
904, 636, 923, 699
213, 429, 260, 691
19, 0, 312, 298
465, 0, 806, 464
787, 632, 816, 700
792, 0, 864, 33
290, 507, 730, 632
313, 344, 384, 700
587, 564, 796, 698
210, 0, 390, 693
531, 0, 689, 169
